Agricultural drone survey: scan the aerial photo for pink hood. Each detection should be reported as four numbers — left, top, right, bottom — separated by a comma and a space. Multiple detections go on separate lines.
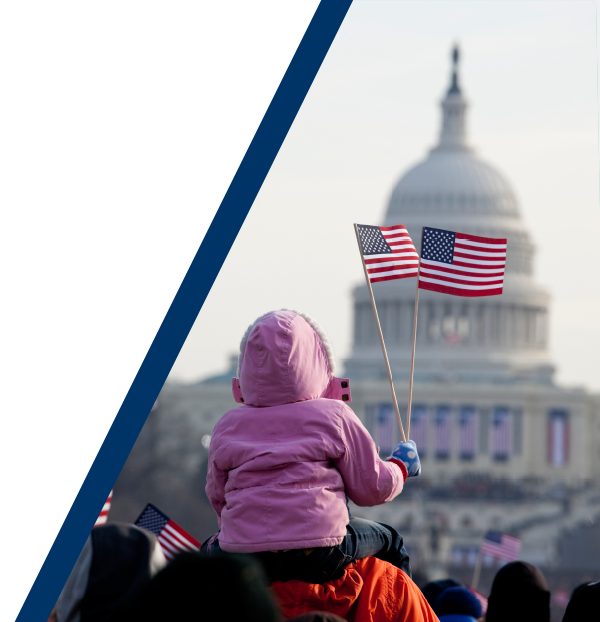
233, 310, 350, 407
206, 310, 403, 553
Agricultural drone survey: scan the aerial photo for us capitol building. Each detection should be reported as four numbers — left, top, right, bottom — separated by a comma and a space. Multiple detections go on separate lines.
144, 49, 600, 582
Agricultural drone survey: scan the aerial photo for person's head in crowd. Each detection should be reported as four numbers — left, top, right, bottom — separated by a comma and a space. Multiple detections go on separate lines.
562, 580, 600, 622
127, 552, 281, 622
56, 523, 166, 622
485, 561, 550, 622
434, 586, 482, 622
422, 578, 461, 608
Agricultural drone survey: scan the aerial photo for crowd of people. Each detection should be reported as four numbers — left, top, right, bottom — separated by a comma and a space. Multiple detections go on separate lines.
48, 522, 599, 622
48, 309, 600, 621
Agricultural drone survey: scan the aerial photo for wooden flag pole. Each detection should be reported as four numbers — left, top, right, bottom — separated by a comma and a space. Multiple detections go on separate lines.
354, 224, 406, 443
406, 226, 424, 441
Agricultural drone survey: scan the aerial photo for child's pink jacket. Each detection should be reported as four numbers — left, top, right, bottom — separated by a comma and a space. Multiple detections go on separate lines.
206, 310, 404, 553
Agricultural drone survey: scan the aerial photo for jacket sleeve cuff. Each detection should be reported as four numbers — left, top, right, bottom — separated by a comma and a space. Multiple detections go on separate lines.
387, 458, 408, 482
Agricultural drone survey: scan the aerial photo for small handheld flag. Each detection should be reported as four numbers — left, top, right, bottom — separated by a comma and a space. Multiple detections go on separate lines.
135, 503, 201, 561
481, 530, 521, 561
356, 224, 419, 283
353, 223, 417, 442
472, 530, 521, 590
94, 490, 112, 527
406, 226, 508, 439
418, 227, 507, 297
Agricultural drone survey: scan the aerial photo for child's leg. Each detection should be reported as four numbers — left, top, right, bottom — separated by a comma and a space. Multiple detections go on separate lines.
338, 517, 411, 577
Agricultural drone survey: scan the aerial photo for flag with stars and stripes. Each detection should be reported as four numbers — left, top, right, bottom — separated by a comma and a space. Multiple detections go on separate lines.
481, 531, 521, 562
418, 227, 506, 297
94, 490, 112, 527
356, 224, 419, 283
459, 407, 477, 459
491, 407, 512, 460
135, 503, 200, 561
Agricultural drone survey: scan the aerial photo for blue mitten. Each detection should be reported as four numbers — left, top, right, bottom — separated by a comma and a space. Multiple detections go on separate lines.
388, 440, 421, 478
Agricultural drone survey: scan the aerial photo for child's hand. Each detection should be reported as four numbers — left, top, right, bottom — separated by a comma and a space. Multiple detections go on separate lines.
387, 440, 421, 478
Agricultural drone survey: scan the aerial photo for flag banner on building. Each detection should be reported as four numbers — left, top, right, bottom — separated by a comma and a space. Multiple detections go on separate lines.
459, 407, 477, 459
548, 410, 569, 466
435, 406, 452, 458
375, 405, 396, 455
418, 227, 506, 297
491, 407, 511, 460
480, 531, 521, 562
451, 544, 480, 567
94, 490, 112, 527
356, 224, 419, 283
411, 406, 428, 457
135, 503, 201, 561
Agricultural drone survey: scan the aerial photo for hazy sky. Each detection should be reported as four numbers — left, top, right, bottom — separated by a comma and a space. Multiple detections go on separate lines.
170, 1, 600, 392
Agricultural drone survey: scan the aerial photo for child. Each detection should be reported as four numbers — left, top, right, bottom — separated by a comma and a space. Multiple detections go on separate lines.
202, 309, 421, 583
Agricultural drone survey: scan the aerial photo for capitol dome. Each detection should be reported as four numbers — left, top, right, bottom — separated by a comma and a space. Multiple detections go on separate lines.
346, 47, 554, 385
386, 150, 519, 219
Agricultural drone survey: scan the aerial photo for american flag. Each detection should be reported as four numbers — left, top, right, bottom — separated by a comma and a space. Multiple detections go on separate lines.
94, 490, 112, 527
459, 407, 477, 459
491, 408, 511, 460
418, 227, 506, 297
435, 406, 452, 458
135, 503, 201, 561
481, 531, 521, 562
375, 405, 396, 455
411, 406, 428, 458
356, 224, 419, 283
548, 410, 569, 466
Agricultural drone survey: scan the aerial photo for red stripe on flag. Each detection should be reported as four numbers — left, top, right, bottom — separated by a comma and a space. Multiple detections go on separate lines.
419, 281, 503, 297
452, 260, 505, 269
454, 242, 506, 255
94, 491, 113, 527
364, 256, 418, 265
455, 233, 507, 245
166, 520, 201, 549
367, 264, 419, 275
379, 225, 409, 232
453, 252, 506, 262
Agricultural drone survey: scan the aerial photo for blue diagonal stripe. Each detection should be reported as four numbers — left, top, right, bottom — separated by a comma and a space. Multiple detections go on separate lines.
17, 2, 352, 620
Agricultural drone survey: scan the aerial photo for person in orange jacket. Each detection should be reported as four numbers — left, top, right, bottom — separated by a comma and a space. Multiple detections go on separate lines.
271, 556, 438, 622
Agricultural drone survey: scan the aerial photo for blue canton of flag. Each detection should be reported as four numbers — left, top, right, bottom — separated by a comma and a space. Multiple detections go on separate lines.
421, 228, 456, 263
135, 503, 201, 561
